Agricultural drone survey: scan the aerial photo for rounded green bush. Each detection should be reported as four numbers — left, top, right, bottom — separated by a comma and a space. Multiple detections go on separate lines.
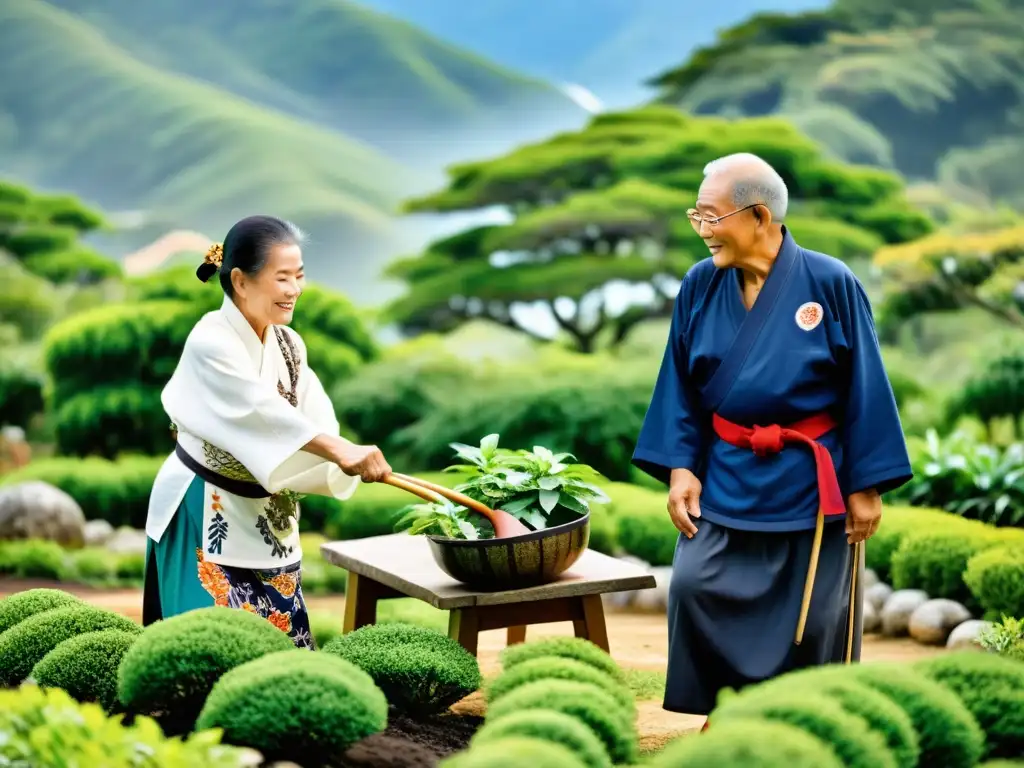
31, 629, 139, 712
649, 718, 844, 768
196, 649, 387, 762
322, 622, 481, 716
116, 606, 296, 732
734, 669, 920, 768
964, 546, 1024, 620
0, 539, 68, 580
486, 655, 635, 717
915, 650, 1024, 759
440, 736, 589, 768
891, 531, 996, 609
851, 662, 985, 768
471, 709, 612, 768
0, 587, 82, 634
710, 689, 895, 768
485, 679, 637, 765
499, 637, 624, 682
0, 604, 140, 686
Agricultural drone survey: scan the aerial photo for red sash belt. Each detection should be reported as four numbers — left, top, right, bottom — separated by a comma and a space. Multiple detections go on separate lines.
711, 412, 846, 517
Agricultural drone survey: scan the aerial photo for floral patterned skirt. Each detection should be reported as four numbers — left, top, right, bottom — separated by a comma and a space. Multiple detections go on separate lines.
143, 475, 315, 649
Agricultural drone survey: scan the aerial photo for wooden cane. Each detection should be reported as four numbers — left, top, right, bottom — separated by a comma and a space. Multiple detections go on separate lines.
794, 507, 825, 645
844, 540, 862, 663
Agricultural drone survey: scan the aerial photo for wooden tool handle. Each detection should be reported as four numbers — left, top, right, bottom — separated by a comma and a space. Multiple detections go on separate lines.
383, 475, 447, 505
389, 472, 499, 525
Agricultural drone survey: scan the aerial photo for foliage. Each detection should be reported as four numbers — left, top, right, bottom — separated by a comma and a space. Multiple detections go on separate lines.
648, 719, 844, 768
0, 365, 44, 429
978, 616, 1024, 662
891, 429, 1024, 527
612, 487, 678, 566
321, 470, 457, 540
0, 603, 141, 687
965, 546, 1024, 621
389, 105, 928, 351
915, 650, 1024, 759
322, 622, 482, 716
196, 649, 388, 763
499, 636, 625, 682
31, 629, 140, 713
648, 1, 1024, 210
0, 586, 83, 634
116, 605, 296, 734
709, 690, 896, 768
470, 709, 612, 768
441, 736, 590, 768
485, 656, 635, 716
0, 538, 69, 581
0, 686, 250, 768
947, 352, 1024, 429
890, 531, 1003, 611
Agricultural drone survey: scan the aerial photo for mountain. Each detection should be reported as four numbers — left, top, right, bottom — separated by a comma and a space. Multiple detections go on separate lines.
0, 0, 587, 298
354, 0, 828, 107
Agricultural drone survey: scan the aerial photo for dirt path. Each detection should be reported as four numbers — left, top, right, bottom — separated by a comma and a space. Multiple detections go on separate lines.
1, 584, 949, 755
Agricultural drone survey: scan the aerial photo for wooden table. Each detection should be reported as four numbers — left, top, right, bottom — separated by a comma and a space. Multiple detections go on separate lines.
320, 533, 656, 656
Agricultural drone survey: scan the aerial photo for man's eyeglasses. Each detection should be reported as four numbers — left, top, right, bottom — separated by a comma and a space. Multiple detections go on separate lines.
686, 204, 762, 231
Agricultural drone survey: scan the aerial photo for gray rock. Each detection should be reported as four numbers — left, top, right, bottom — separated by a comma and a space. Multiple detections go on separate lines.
866, 582, 894, 612
105, 526, 148, 556
863, 568, 879, 589
862, 599, 881, 634
0, 481, 86, 548
83, 519, 115, 548
909, 599, 973, 645
632, 565, 671, 612
880, 589, 929, 637
946, 619, 994, 651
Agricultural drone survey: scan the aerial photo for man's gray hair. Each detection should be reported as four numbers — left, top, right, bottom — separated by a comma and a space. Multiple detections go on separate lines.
703, 152, 789, 222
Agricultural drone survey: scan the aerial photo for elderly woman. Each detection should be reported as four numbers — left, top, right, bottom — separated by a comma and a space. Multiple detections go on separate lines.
632, 154, 912, 727
143, 215, 391, 648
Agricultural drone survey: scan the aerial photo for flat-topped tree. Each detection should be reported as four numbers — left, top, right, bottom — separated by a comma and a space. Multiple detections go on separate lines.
387, 106, 931, 352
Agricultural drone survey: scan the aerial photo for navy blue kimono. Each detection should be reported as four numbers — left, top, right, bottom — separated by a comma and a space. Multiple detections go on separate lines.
632, 226, 912, 715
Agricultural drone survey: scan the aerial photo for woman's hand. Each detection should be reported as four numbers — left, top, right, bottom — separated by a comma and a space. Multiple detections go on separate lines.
335, 442, 391, 482
668, 468, 702, 539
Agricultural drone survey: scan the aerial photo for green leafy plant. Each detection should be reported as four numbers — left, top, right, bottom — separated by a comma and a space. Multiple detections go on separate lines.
397, 433, 610, 539
977, 616, 1024, 662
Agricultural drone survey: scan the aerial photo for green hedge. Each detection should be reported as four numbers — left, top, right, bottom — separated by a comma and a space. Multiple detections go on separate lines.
0, 539, 146, 587
965, 545, 1024, 620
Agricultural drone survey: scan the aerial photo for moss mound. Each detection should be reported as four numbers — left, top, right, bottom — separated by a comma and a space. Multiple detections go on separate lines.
471, 709, 612, 768
196, 649, 388, 763
648, 719, 844, 768
322, 622, 481, 716
31, 629, 139, 713
0, 588, 83, 634
486, 655, 634, 717
499, 637, 623, 681
0, 604, 140, 686
440, 736, 588, 768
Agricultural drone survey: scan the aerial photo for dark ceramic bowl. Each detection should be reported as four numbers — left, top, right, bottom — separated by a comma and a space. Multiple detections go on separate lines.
426, 512, 590, 591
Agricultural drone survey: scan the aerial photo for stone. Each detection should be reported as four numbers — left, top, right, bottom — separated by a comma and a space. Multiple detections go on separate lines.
909, 599, 973, 645
105, 527, 148, 556
863, 568, 879, 589
83, 519, 115, 548
862, 599, 881, 634
880, 589, 929, 637
946, 619, 994, 651
0, 481, 86, 548
866, 582, 893, 612
632, 565, 671, 612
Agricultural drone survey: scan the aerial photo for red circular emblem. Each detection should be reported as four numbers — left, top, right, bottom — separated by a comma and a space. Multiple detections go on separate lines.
795, 302, 823, 331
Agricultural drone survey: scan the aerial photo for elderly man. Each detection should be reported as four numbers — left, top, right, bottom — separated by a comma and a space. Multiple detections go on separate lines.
631, 153, 912, 726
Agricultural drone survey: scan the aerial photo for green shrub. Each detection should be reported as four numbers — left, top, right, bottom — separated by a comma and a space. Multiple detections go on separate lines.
710, 690, 896, 768
615, 506, 676, 566
486, 656, 635, 717
441, 736, 589, 768
0, 604, 140, 686
587, 501, 618, 555
0, 587, 83, 634
471, 710, 612, 768
0, 685, 250, 768
71, 548, 116, 583
499, 636, 624, 682
965, 546, 1024, 620
31, 629, 139, 713
978, 616, 1024, 661
915, 651, 1024, 759
851, 663, 985, 768
648, 719, 844, 768
308, 611, 343, 648
196, 649, 387, 763
0, 539, 68, 579
0, 455, 164, 528
323, 622, 481, 716
114, 552, 145, 581
0, 367, 44, 429
865, 506, 962, 582
52, 384, 171, 459
485, 679, 638, 765
116, 605, 296, 733
891, 530, 1000, 609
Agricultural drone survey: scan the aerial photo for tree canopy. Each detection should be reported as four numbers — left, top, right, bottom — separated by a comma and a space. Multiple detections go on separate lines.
647, 0, 1024, 210
386, 105, 931, 352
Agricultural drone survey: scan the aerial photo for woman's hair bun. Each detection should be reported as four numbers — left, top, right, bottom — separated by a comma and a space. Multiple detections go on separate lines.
196, 242, 224, 283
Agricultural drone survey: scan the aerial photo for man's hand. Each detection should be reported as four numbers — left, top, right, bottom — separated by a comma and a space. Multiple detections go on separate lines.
846, 488, 882, 544
335, 442, 391, 483
668, 468, 702, 539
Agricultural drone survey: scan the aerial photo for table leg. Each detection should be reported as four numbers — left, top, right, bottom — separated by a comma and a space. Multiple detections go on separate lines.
506, 625, 527, 646
571, 594, 610, 652
448, 608, 480, 655
342, 572, 381, 633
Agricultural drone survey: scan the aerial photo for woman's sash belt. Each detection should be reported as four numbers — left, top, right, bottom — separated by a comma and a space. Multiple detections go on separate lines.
174, 442, 271, 499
